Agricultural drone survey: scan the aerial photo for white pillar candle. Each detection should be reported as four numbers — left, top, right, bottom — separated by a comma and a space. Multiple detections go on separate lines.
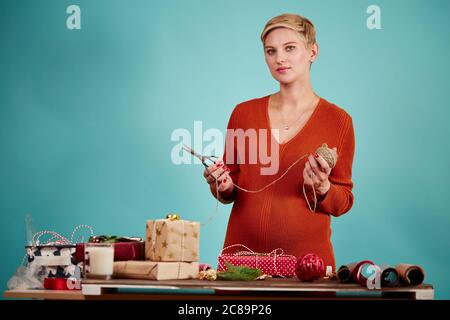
86, 245, 114, 278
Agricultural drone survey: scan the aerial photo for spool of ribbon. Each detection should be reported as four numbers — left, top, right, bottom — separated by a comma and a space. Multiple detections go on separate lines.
43, 277, 81, 290
396, 264, 425, 286
380, 265, 400, 287
337, 260, 376, 286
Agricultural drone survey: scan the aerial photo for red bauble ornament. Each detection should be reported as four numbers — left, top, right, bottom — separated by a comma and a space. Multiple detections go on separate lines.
295, 253, 325, 281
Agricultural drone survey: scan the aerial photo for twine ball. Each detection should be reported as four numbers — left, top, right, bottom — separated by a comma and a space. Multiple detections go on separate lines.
295, 253, 325, 282
316, 143, 338, 169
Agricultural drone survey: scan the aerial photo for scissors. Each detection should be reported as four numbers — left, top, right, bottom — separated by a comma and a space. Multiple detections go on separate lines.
182, 144, 227, 183
182, 144, 219, 168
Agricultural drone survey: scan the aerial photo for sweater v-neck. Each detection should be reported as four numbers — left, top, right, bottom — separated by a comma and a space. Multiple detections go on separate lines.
264, 94, 323, 147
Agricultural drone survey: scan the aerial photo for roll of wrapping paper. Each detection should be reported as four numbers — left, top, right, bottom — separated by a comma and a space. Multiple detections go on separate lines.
337, 263, 355, 282
337, 260, 376, 286
379, 265, 400, 287
396, 264, 425, 286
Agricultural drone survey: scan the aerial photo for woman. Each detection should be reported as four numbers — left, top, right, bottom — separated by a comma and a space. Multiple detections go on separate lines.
203, 13, 355, 271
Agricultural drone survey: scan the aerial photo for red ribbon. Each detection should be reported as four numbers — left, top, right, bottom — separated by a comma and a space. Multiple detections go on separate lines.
43, 278, 80, 290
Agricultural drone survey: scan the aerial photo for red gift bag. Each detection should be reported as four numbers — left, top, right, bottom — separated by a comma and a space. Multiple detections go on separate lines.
217, 244, 297, 277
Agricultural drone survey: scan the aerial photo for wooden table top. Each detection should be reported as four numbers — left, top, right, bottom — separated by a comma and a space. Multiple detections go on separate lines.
4, 278, 434, 300
81, 277, 433, 292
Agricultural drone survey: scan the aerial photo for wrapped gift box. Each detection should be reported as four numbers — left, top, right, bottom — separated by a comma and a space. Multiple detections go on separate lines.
26, 245, 82, 279
217, 246, 297, 277
145, 219, 200, 262
113, 260, 199, 280
75, 241, 144, 262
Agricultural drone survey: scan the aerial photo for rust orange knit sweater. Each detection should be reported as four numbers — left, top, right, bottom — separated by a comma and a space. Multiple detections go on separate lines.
217, 94, 355, 271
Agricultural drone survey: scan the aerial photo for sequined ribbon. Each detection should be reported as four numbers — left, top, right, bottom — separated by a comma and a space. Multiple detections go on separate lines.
31, 224, 94, 246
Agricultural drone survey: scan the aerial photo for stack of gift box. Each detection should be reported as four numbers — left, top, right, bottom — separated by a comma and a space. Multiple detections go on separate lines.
20, 221, 427, 287
113, 217, 200, 280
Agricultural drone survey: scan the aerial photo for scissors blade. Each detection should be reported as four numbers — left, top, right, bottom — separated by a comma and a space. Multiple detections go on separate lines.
182, 144, 208, 167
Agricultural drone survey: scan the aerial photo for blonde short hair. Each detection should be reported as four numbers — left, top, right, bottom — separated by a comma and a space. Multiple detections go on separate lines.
261, 13, 316, 48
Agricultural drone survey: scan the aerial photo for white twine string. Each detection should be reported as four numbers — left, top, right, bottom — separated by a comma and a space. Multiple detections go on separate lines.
202, 153, 319, 227
179, 221, 185, 279
70, 225, 94, 244
230, 154, 309, 194
181, 221, 185, 262
32, 231, 70, 246
31, 225, 94, 246
151, 221, 157, 253
303, 177, 318, 212
200, 178, 221, 227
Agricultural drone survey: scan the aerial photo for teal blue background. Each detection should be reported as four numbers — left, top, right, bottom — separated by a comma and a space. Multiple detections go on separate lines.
1, 0, 449, 299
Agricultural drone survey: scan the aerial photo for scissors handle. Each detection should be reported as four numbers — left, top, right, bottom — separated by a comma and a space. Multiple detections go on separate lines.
202, 155, 219, 167
182, 144, 219, 168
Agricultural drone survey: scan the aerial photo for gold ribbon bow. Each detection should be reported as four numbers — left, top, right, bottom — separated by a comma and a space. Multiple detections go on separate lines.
166, 213, 180, 221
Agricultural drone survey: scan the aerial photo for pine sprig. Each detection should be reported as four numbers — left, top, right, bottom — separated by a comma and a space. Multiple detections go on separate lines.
217, 262, 262, 281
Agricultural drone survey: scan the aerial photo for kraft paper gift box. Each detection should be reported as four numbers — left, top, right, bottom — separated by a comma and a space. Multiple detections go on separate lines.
145, 219, 200, 262
113, 260, 199, 280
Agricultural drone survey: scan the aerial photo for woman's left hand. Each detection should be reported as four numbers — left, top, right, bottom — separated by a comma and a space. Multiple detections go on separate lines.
303, 153, 332, 196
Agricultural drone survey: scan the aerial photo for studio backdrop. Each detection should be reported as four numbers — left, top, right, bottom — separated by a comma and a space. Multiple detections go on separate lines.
1, 0, 449, 299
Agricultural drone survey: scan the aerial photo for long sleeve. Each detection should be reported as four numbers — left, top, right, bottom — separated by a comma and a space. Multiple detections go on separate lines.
317, 116, 355, 217
223, 105, 240, 184
209, 105, 241, 204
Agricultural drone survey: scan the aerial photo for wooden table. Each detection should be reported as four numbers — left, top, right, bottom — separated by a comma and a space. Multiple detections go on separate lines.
4, 278, 434, 300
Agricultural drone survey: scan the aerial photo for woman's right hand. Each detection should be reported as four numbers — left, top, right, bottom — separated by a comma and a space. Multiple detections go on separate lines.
203, 159, 234, 193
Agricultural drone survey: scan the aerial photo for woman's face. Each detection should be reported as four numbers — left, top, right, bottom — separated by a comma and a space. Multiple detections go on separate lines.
264, 28, 318, 85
